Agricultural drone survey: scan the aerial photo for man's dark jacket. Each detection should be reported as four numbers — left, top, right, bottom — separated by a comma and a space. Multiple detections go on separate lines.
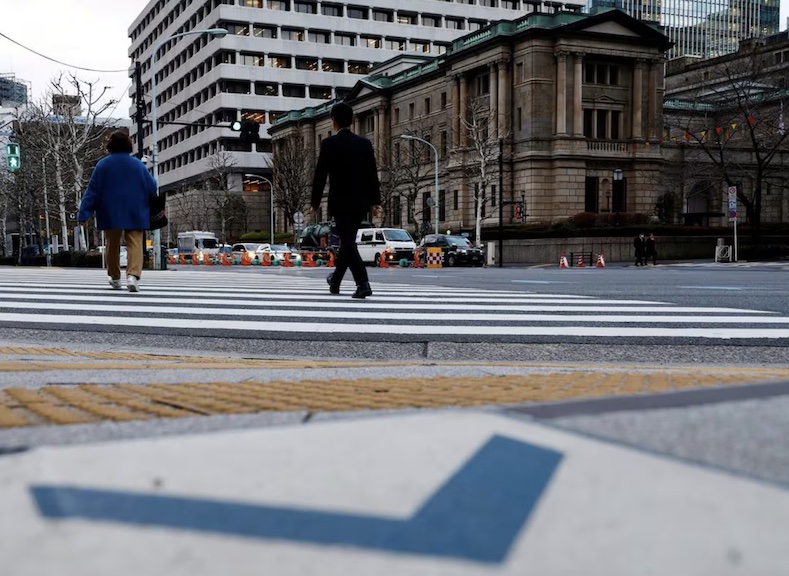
311, 129, 381, 220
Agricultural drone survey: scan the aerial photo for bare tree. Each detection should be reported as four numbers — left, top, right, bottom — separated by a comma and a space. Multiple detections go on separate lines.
397, 126, 435, 240
457, 97, 505, 247
664, 47, 789, 236
206, 151, 246, 242
377, 137, 408, 228
15, 74, 118, 250
271, 131, 312, 228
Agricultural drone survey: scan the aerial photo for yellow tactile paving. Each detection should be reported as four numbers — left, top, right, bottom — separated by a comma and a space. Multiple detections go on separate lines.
1, 368, 788, 429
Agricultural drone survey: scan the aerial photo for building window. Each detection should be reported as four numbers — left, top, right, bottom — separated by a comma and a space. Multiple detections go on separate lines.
611, 110, 620, 139
322, 59, 343, 72
410, 41, 430, 53
348, 61, 370, 74
583, 109, 593, 138
240, 0, 262, 7
434, 43, 449, 55
373, 9, 393, 22
294, 1, 316, 13
394, 108, 400, 123
385, 38, 406, 51
409, 102, 415, 119
585, 63, 619, 85
282, 84, 305, 98
321, 3, 342, 16
254, 26, 277, 38
255, 82, 278, 96
281, 28, 305, 41
424, 97, 431, 114
335, 33, 356, 46
347, 6, 367, 19
422, 15, 440, 27
268, 0, 289, 9
473, 73, 490, 96
439, 190, 446, 221
468, 20, 486, 31
501, 0, 518, 7
365, 115, 375, 133
239, 53, 265, 66
225, 23, 250, 35
296, 57, 318, 70
517, 107, 522, 131
398, 12, 417, 25
391, 196, 401, 225
446, 17, 465, 30
362, 36, 382, 49
440, 92, 447, 108
516, 62, 524, 82
585, 177, 599, 213
309, 86, 332, 99
308, 30, 330, 43
268, 55, 292, 68
596, 110, 608, 139
242, 110, 266, 124
221, 80, 250, 94
440, 130, 447, 156
453, 190, 459, 210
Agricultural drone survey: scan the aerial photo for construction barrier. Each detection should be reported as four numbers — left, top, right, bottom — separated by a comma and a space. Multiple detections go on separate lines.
240, 253, 252, 266
596, 252, 606, 268
282, 252, 294, 267
326, 251, 335, 267
302, 252, 317, 267
261, 252, 272, 266
576, 254, 585, 268
378, 251, 390, 268
222, 253, 233, 266
559, 253, 569, 268
168, 254, 176, 265
413, 249, 424, 268
426, 247, 443, 269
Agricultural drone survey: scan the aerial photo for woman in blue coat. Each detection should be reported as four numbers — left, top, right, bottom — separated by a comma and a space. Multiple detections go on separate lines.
78, 131, 157, 292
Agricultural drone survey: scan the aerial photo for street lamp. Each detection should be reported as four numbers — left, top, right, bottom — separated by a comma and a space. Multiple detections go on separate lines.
150, 27, 227, 270
246, 174, 275, 244
400, 134, 439, 235
612, 168, 624, 213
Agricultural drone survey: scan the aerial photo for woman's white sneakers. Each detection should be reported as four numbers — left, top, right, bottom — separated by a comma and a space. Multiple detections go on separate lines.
126, 276, 140, 293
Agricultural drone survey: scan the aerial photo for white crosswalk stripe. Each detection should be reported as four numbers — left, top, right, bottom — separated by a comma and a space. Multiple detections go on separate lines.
1, 268, 789, 340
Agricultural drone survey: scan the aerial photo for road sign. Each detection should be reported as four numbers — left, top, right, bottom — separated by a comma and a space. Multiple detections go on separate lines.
727, 185, 737, 200
293, 211, 304, 225
728, 209, 737, 222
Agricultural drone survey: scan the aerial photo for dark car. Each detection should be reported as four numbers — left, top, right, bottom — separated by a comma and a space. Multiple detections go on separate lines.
417, 234, 484, 267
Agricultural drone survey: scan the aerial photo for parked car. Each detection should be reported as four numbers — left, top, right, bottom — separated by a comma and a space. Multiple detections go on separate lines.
416, 234, 484, 267
258, 243, 302, 262
232, 243, 263, 259
96, 245, 128, 268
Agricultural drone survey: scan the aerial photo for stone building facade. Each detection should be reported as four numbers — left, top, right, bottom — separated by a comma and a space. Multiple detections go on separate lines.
662, 31, 789, 229
269, 9, 671, 240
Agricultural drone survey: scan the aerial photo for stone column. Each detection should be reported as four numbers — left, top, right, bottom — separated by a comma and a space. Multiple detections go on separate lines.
459, 74, 468, 146
555, 51, 568, 135
376, 107, 384, 153
647, 59, 658, 139
452, 75, 461, 147
489, 62, 499, 139
497, 58, 509, 138
632, 59, 644, 140
573, 52, 584, 136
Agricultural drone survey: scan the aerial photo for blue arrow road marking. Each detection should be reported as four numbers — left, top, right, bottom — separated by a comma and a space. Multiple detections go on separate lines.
30, 435, 562, 564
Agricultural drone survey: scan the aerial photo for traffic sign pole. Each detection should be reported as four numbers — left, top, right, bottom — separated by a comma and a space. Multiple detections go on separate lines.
728, 186, 738, 262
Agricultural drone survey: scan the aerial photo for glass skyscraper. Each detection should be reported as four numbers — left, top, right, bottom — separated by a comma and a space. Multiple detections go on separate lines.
589, 0, 780, 58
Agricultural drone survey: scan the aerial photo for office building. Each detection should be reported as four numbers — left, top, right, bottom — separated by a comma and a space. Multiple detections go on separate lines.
127, 0, 584, 238
589, 0, 780, 59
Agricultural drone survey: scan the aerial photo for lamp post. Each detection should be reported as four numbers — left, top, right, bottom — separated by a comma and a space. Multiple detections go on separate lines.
149, 28, 227, 270
400, 134, 439, 235
246, 174, 275, 244
612, 168, 623, 213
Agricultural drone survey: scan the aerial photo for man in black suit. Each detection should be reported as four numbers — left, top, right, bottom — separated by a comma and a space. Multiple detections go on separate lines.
311, 102, 382, 299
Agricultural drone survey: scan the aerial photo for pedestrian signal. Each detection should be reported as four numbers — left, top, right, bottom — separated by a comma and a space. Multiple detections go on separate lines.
237, 120, 261, 144
514, 204, 523, 222
5, 142, 20, 172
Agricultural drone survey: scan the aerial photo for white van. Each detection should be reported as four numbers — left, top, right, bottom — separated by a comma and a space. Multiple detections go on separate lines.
356, 228, 416, 266
177, 231, 220, 262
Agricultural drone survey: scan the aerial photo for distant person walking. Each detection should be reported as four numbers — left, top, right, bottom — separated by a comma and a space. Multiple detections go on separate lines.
311, 102, 382, 299
78, 131, 157, 292
633, 233, 646, 267
645, 232, 658, 266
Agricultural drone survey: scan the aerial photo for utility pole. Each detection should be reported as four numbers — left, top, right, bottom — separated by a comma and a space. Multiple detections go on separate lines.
497, 138, 504, 268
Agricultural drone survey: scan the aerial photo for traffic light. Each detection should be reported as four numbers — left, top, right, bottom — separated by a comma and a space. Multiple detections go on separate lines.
5, 142, 20, 172
233, 120, 260, 145
514, 204, 523, 222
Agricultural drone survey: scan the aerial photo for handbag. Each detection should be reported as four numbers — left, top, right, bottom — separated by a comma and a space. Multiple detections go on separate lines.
149, 194, 168, 230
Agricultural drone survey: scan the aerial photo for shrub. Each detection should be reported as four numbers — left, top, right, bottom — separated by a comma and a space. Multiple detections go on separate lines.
570, 212, 598, 228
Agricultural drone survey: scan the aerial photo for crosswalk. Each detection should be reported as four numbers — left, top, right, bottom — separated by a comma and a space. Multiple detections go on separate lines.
1, 268, 789, 340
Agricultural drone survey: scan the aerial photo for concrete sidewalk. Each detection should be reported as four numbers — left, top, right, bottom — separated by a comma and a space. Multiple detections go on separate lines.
1, 340, 789, 574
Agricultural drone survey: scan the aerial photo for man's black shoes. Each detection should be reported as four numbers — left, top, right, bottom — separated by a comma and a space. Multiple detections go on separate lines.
352, 282, 372, 299
327, 273, 340, 295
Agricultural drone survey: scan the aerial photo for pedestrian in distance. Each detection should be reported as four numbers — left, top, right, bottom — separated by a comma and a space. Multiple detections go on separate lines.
78, 130, 157, 293
311, 102, 382, 299
633, 233, 646, 267
645, 232, 658, 266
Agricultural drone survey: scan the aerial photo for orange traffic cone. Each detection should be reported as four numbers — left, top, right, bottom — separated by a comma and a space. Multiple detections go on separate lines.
378, 251, 390, 268
559, 253, 569, 268
596, 252, 606, 268
576, 254, 585, 268
326, 251, 335, 268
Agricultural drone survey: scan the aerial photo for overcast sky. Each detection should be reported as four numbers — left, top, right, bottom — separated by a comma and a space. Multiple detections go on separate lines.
1, 0, 788, 120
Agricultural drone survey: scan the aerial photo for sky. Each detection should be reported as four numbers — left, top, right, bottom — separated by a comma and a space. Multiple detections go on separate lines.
1, 0, 789, 121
